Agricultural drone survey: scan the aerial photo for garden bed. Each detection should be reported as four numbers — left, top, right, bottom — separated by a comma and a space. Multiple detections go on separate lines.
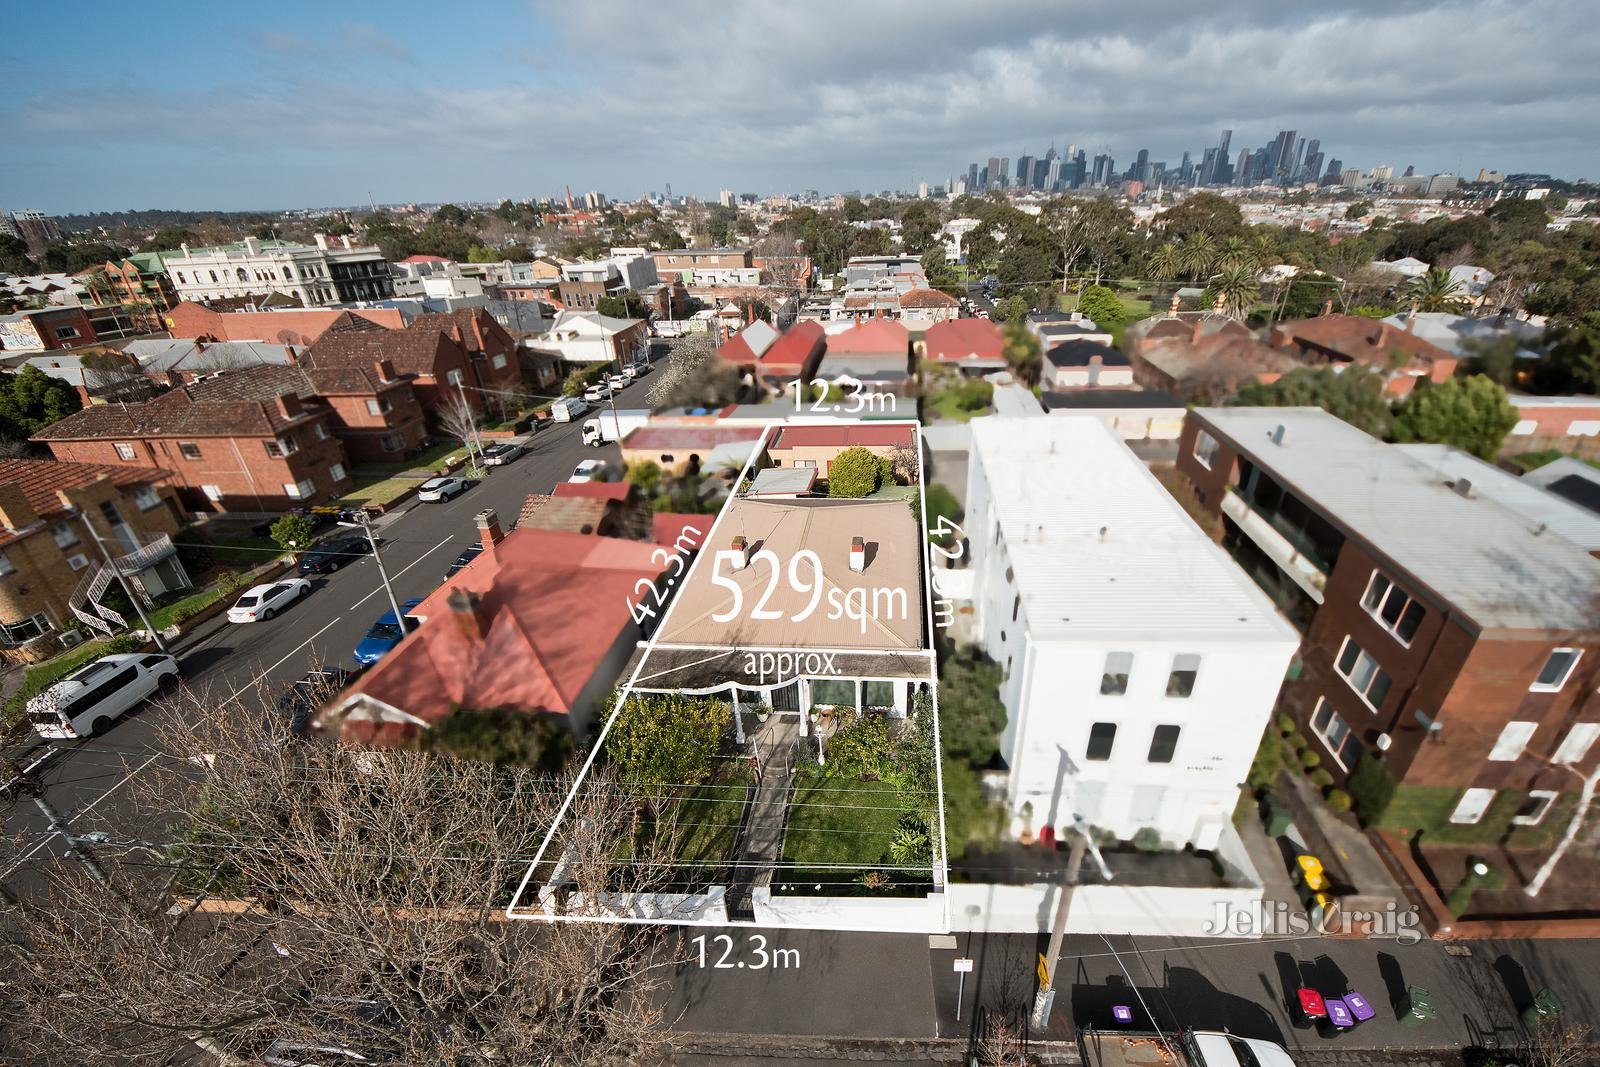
781, 766, 922, 870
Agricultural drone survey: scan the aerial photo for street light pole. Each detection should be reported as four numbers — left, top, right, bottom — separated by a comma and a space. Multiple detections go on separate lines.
338, 513, 405, 637
79, 512, 166, 651
1031, 817, 1113, 1030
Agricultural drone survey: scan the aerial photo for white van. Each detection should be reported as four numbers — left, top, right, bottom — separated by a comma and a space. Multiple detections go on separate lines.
27, 653, 180, 739
550, 396, 589, 422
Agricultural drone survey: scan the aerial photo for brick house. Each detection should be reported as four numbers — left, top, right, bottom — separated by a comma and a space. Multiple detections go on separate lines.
34, 366, 352, 514
1134, 333, 1299, 404
0, 459, 190, 646
920, 318, 1006, 373
1175, 406, 1600, 833
165, 302, 404, 346
410, 307, 524, 401
300, 359, 428, 464
0, 306, 97, 353
1268, 314, 1457, 397
764, 423, 916, 474
98, 252, 178, 329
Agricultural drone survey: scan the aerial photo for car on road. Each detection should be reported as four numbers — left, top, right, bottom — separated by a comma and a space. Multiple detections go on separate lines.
417, 475, 468, 502
570, 459, 606, 483
623, 362, 648, 380
227, 578, 312, 623
263, 666, 357, 746
298, 534, 370, 574
352, 597, 425, 666
583, 382, 613, 403
481, 442, 524, 466
27, 653, 180, 739
607, 373, 630, 391
444, 542, 483, 580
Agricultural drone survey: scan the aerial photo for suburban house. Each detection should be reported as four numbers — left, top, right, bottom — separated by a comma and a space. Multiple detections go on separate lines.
717, 320, 827, 391
0, 306, 96, 353
1522, 457, 1600, 517
816, 317, 911, 391
318, 510, 667, 742
1039, 389, 1187, 441
301, 311, 516, 420
34, 365, 352, 513
517, 482, 653, 540
1043, 340, 1134, 390
763, 422, 916, 475
650, 247, 758, 287
0, 459, 190, 647
298, 359, 428, 464
897, 288, 960, 326
1377, 311, 1543, 360
1505, 395, 1600, 445
920, 318, 1006, 373
1268, 314, 1457, 397
1134, 332, 1298, 403
123, 338, 302, 383
1126, 308, 1253, 357
1176, 406, 1600, 832
617, 425, 764, 475
165, 303, 405, 346
161, 235, 393, 307
960, 415, 1300, 849
409, 307, 524, 396
1026, 311, 1112, 349
535, 310, 649, 367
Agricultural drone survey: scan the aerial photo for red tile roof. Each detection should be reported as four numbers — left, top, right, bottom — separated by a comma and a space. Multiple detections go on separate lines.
552, 481, 631, 501
1274, 315, 1454, 369
829, 317, 910, 355
620, 426, 764, 450
651, 512, 710, 551
900, 288, 959, 309
166, 303, 403, 346
33, 365, 325, 440
923, 319, 1004, 362
770, 424, 916, 450
755, 320, 825, 372
338, 529, 664, 724
0, 459, 173, 546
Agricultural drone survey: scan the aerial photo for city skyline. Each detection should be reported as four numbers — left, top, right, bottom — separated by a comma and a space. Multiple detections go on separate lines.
3, 0, 1596, 212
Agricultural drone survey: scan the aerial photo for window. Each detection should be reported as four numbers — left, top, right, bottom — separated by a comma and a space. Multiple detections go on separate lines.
1100, 652, 1132, 695
179, 442, 202, 460
810, 680, 856, 708
3, 612, 51, 643
175, 272, 187, 285
1361, 572, 1425, 645
1012, 595, 1020, 622
1193, 429, 1219, 470
312, 422, 329, 440
1166, 654, 1200, 698
201, 485, 223, 502
1449, 787, 1495, 825
1086, 722, 1117, 761
366, 399, 383, 416
114, 443, 136, 461
0, 553, 14, 576
381, 435, 402, 453
1147, 725, 1181, 764
863, 681, 896, 709
1335, 637, 1392, 711
1488, 721, 1537, 762
793, 459, 816, 468
284, 479, 314, 500
1532, 648, 1581, 692
264, 441, 284, 458
446, 369, 465, 386
1554, 723, 1599, 765
51, 522, 79, 548
133, 485, 160, 510
55, 326, 79, 340
492, 353, 508, 369
1311, 698, 1363, 770
1512, 790, 1559, 826
329, 463, 347, 482
278, 435, 298, 455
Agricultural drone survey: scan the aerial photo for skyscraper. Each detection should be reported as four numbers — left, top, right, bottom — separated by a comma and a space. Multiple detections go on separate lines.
1015, 154, 1035, 192
999, 157, 1010, 187
1045, 157, 1063, 191
1270, 130, 1297, 182
1324, 158, 1343, 184
1301, 139, 1320, 182
1092, 154, 1111, 186
969, 163, 980, 190
1215, 129, 1232, 166
1179, 151, 1194, 186
1032, 158, 1049, 190
1072, 149, 1087, 188
987, 157, 1002, 189
1134, 148, 1149, 184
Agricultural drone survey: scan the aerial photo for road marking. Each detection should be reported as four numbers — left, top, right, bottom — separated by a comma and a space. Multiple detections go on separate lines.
1, 752, 162, 876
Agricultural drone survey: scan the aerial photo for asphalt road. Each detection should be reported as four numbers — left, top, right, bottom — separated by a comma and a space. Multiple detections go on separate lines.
1, 413, 617, 898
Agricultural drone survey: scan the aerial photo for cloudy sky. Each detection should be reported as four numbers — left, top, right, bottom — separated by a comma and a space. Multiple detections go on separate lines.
3, 0, 1593, 213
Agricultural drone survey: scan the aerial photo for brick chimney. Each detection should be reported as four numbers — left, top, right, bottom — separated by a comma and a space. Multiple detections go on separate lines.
1322, 299, 1334, 316
273, 393, 302, 419
373, 359, 396, 382
729, 534, 749, 570
474, 508, 503, 565
849, 535, 866, 573
446, 587, 490, 641
450, 323, 465, 345
0, 483, 38, 532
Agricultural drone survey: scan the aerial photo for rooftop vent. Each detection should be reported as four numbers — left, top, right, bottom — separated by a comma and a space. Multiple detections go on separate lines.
1270, 423, 1291, 446
1450, 478, 1473, 498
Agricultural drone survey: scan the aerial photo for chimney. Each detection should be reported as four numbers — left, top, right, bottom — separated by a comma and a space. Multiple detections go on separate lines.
1169, 293, 1180, 317
849, 535, 866, 573
340, 235, 353, 250
314, 233, 329, 251
273, 393, 302, 419
373, 359, 395, 382
180, 242, 190, 257
474, 508, 503, 564
0, 483, 38, 532
244, 236, 261, 256
1271, 423, 1291, 447
729, 535, 749, 570
1405, 301, 1419, 331
1321, 299, 1334, 316
1451, 478, 1473, 498
451, 323, 464, 345
446, 587, 490, 641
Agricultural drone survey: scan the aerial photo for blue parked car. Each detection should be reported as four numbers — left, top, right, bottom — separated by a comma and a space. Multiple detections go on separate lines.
352, 597, 425, 666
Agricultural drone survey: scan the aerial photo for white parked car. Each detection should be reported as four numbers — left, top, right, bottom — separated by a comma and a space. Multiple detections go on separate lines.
417, 475, 468, 502
623, 362, 648, 380
570, 459, 606, 483
227, 578, 312, 623
27, 653, 180, 739
607, 373, 630, 391
481, 442, 524, 466
583, 383, 613, 403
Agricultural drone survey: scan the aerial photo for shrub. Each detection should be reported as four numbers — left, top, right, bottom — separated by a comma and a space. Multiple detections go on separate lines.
828, 714, 896, 780
1245, 726, 1283, 793
1287, 732, 1308, 753
269, 513, 316, 554
1309, 768, 1335, 789
1077, 285, 1126, 328
1301, 750, 1322, 771
1131, 827, 1163, 852
1275, 714, 1296, 736
1326, 789, 1353, 813
887, 812, 932, 865
625, 460, 663, 495
826, 446, 885, 498
1347, 750, 1399, 825
925, 483, 962, 543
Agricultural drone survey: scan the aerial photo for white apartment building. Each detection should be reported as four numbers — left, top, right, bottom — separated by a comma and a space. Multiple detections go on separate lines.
164, 235, 393, 307
963, 416, 1300, 850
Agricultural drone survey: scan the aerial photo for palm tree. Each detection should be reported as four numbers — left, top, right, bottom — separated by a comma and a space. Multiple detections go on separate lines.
1179, 233, 1217, 282
1210, 264, 1261, 320
1218, 235, 1267, 273
1147, 243, 1182, 286
1406, 267, 1466, 313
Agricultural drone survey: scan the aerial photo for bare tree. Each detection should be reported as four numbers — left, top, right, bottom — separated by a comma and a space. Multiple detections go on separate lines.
437, 392, 486, 471
645, 332, 742, 409
1519, 1021, 1596, 1067
1, 681, 680, 1066
80, 349, 159, 403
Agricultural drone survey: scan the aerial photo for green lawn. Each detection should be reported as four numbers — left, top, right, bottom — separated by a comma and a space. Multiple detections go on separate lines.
332, 474, 426, 509
146, 586, 230, 632
782, 766, 917, 869
660, 763, 753, 870
1375, 785, 1579, 849
924, 390, 986, 423
358, 440, 469, 475
1056, 292, 1154, 348
197, 532, 283, 567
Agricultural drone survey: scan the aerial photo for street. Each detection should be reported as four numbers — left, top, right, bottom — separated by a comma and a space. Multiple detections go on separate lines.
1, 415, 615, 898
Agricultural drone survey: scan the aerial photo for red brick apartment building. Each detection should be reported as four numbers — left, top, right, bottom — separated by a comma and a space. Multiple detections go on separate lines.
166, 303, 405, 346
1176, 406, 1600, 831
1268, 314, 1456, 398
34, 365, 353, 513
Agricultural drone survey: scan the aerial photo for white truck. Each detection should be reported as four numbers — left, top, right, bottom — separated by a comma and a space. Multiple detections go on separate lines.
550, 396, 589, 423
581, 409, 651, 447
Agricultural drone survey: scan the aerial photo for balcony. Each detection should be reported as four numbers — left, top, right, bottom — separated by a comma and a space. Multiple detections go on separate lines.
1221, 490, 1327, 604
114, 532, 177, 573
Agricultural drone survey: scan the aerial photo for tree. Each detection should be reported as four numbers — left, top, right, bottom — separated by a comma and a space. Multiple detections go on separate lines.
1406, 267, 1466, 313
1208, 263, 1261, 320
991, 294, 1029, 325
1001, 321, 1042, 385
1041, 197, 1135, 286
925, 483, 962, 544
0, 232, 32, 273
0, 364, 83, 439
436, 393, 485, 471
1536, 320, 1600, 394
1178, 233, 1218, 282
938, 648, 1007, 768
1155, 192, 1245, 242
1147, 244, 1181, 288
1076, 285, 1125, 329
827, 445, 886, 497
605, 691, 727, 794
624, 459, 663, 495
140, 227, 198, 253
597, 290, 651, 319
422, 707, 572, 771
1391, 374, 1519, 460
1232, 364, 1395, 438
645, 332, 744, 409
1345, 200, 1374, 220
1460, 333, 1521, 387
1, 692, 677, 1065
268, 513, 316, 556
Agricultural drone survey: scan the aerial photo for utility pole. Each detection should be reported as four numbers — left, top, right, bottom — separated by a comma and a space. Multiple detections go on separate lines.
79, 511, 166, 651
452, 376, 486, 472
1031, 817, 1112, 1030
338, 513, 405, 638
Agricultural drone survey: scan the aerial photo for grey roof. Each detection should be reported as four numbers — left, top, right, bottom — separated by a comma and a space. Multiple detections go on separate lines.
1521, 457, 1600, 518
1376, 312, 1544, 359
1396, 445, 1600, 551
1042, 388, 1183, 410
123, 339, 300, 373
1195, 407, 1600, 631
748, 466, 817, 495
